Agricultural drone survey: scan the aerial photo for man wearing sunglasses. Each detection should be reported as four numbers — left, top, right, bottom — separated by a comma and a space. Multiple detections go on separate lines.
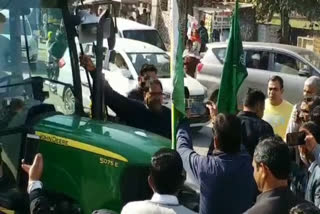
80, 55, 171, 139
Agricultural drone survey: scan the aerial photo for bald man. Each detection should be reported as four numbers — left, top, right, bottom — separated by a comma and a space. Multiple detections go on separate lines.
286, 76, 320, 134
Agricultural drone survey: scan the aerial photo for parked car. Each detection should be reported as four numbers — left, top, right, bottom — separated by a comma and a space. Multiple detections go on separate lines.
57, 38, 209, 128
116, 18, 166, 51
197, 42, 320, 106
1, 10, 38, 63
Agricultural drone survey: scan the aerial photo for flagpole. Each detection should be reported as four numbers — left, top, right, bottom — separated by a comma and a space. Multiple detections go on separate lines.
171, 0, 186, 149
171, 105, 177, 149
170, 0, 176, 150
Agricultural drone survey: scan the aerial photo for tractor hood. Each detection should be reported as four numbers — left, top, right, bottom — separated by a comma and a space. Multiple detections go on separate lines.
33, 115, 170, 165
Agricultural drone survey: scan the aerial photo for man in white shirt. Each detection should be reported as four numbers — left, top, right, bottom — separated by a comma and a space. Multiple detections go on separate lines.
121, 148, 196, 214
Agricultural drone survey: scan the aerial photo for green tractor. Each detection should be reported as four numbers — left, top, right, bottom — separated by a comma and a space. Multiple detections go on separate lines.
0, 0, 198, 213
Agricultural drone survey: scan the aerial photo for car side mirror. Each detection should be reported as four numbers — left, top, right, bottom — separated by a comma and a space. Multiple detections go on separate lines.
298, 68, 311, 77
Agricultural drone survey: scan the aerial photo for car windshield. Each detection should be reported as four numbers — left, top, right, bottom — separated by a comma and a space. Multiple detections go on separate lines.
127, 53, 170, 78
123, 30, 166, 51
298, 50, 320, 70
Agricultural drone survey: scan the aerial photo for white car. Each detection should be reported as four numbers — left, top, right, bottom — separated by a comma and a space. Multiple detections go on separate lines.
197, 42, 320, 106
116, 18, 166, 51
57, 38, 209, 128
1, 10, 38, 63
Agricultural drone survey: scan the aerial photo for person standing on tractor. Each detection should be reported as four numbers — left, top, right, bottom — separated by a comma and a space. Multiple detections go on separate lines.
80, 55, 172, 139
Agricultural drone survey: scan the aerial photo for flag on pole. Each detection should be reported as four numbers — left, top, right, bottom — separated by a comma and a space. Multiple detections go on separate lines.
217, 0, 248, 114
171, 0, 185, 149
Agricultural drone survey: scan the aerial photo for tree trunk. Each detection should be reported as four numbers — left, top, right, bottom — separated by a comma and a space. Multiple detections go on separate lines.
177, 0, 188, 45
280, 7, 290, 44
187, 0, 193, 15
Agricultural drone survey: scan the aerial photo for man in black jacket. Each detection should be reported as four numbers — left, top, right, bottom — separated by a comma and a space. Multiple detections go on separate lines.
80, 55, 171, 139
244, 137, 304, 214
207, 89, 273, 156
238, 89, 274, 156
128, 64, 158, 102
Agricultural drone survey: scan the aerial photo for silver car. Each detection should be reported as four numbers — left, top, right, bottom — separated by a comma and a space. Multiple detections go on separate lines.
197, 42, 320, 106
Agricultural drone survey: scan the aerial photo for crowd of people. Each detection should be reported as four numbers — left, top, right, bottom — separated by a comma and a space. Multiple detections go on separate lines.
21, 53, 320, 214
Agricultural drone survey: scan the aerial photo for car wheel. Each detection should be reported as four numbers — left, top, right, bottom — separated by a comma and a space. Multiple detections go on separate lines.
63, 87, 75, 115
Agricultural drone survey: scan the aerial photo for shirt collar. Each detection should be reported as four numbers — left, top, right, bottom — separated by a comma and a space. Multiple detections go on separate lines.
309, 161, 317, 173
238, 111, 259, 118
150, 193, 179, 205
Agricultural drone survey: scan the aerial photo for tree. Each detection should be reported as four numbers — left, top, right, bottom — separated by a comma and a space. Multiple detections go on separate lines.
252, 0, 320, 44
292, 0, 320, 21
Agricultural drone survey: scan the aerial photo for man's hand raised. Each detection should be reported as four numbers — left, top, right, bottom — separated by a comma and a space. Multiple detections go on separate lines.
21, 153, 43, 182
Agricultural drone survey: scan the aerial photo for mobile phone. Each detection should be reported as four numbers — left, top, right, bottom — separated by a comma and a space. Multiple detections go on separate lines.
286, 132, 306, 146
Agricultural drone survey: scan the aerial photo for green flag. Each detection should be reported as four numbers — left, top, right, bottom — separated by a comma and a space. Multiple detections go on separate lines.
171, 0, 185, 149
217, 0, 248, 114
